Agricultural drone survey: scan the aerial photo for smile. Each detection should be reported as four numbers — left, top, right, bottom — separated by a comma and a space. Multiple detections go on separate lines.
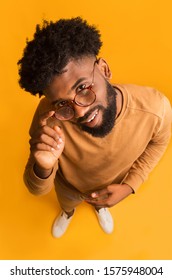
81, 109, 99, 124
87, 110, 98, 122
79, 108, 100, 128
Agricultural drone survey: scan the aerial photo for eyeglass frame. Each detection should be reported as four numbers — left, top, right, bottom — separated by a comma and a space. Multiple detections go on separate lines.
53, 60, 97, 120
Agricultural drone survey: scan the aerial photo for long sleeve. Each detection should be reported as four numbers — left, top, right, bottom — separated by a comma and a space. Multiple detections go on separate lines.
24, 98, 59, 195
122, 96, 172, 191
24, 154, 58, 195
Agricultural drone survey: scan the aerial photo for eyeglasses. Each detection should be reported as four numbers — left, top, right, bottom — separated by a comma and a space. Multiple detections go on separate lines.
54, 61, 97, 120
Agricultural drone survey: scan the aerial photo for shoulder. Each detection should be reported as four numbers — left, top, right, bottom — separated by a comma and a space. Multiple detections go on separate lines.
118, 84, 171, 119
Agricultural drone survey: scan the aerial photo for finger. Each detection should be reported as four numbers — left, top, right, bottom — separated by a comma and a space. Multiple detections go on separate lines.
85, 195, 108, 204
31, 142, 62, 153
53, 125, 65, 140
31, 125, 63, 143
41, 125, 64, 143
30, 133, 62, 150
91, 188, 112, 198
39, 111, 55, 127
30, 125, 64, 150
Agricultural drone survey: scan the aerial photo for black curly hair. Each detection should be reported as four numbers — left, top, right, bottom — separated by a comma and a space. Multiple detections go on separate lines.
17, 17, 102, 96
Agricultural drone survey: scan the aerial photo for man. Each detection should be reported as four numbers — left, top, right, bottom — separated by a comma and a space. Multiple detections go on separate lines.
18, 17, 172, 238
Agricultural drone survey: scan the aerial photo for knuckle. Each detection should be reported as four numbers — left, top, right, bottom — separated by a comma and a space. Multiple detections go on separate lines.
106, 185, 111, 192
52, 140, 58, 148
39, 134, 45, 142
53, 132, 59, 141
38, 118, 45, 127
29, 140, 36, 151
34, 143, 41, 150
41, 125, 47, 134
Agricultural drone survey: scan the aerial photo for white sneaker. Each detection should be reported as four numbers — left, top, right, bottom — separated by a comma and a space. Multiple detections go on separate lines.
52, 211, 74, 238
95, 208, 114, 234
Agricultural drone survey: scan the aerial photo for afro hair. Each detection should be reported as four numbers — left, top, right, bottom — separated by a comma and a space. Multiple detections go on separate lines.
17, 17, 102, 95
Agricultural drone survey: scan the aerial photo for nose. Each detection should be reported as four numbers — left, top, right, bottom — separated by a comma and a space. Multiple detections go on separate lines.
72, 103, 89, 119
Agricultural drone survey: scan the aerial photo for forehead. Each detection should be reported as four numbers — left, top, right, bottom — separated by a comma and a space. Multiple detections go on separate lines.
44, 57, 95, 101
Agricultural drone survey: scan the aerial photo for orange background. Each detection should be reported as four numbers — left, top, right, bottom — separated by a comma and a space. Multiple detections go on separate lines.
0, 0, 172, 259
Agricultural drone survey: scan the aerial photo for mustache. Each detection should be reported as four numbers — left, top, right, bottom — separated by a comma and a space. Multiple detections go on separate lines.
77, 105, 104, 123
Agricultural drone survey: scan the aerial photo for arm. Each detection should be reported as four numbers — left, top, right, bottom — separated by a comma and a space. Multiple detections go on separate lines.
24, 152, 59, 196
24, 101, 65, 195
122, 96, 172, 191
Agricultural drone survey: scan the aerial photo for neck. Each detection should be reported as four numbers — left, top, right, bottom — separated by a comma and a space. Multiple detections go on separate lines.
115, 87, 123, 119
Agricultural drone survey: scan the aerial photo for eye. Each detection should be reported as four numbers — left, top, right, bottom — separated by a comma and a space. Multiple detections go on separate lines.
54, 100, 68, 108
77, 84, 87, 92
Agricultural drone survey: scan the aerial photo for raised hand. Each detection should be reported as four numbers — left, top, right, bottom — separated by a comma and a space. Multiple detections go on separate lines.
29, 111, 65, 173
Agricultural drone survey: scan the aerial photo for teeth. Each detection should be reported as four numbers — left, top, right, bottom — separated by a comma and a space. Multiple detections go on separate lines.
87, 111, 98, 122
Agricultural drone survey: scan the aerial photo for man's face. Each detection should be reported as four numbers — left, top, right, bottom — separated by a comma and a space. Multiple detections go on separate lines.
44, 57, 117, 138
79, 80, 117, 137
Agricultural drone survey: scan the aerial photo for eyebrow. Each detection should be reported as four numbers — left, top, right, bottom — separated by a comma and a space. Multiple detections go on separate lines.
51, 98, 64, 105
70, 77, 87, 92
51, 77, 87, 105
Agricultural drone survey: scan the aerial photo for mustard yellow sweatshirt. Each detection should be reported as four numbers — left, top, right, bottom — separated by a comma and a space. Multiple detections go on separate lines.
24, 84, 172, 195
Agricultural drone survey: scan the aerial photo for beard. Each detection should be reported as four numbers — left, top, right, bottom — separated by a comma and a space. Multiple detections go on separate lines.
78, 81, 117, 138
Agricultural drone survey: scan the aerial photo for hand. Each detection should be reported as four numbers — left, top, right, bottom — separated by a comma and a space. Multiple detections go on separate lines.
85, 184, 133, 208
29, 111, 65, 171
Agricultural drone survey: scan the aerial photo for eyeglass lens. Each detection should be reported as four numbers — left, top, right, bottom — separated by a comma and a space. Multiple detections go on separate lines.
55, 89, 96, 120
54, 106, 74, 120
75, 88, 95, 106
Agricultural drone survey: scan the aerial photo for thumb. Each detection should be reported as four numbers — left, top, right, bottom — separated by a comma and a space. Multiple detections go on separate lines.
39, 111, 55, 127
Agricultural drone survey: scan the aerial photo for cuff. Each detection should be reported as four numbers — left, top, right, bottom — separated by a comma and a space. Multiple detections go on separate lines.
24, 164, 55, 195
121, 172, 144, 193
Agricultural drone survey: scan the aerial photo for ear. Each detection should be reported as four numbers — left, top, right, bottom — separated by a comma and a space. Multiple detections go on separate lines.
96, 58, 112, 80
